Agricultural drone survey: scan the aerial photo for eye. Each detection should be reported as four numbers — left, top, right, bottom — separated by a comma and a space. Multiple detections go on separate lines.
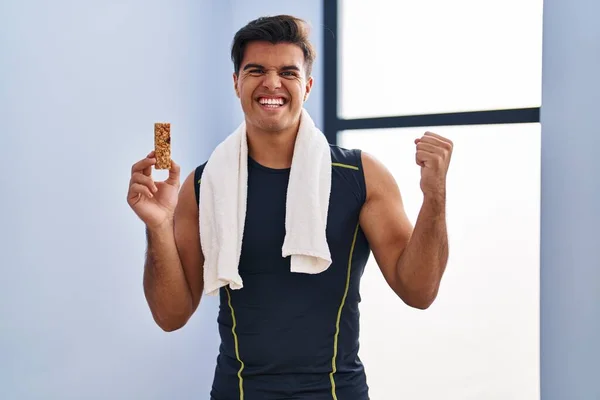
248, 69, 264, 75
281, 71, 298, 77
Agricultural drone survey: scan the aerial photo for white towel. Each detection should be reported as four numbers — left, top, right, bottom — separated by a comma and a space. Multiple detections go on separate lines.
199, 108, 332, 296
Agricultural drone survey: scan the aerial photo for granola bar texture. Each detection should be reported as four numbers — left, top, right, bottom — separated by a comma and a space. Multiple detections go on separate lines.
154, 122, 171, 169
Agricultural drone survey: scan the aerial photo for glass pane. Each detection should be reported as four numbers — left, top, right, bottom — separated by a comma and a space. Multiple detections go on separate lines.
338, 123, 541, 399
339, 0, 543, 119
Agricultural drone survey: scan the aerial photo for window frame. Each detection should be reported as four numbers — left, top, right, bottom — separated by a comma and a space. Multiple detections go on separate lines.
322, 0, 541, 144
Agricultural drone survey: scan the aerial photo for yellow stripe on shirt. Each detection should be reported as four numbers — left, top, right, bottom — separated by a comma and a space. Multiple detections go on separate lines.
225, 286, 245, 400
330, 222, 360, 399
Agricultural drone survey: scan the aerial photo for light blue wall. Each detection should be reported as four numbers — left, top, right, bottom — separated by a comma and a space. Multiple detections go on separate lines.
0, 1, 321, 399
540, 0, 600, 399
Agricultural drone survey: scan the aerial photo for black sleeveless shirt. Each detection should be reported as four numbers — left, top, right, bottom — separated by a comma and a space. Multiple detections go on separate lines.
194, 145, 371, 400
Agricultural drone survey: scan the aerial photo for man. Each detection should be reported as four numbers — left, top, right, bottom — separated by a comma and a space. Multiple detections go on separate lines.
127, 15, 452, 400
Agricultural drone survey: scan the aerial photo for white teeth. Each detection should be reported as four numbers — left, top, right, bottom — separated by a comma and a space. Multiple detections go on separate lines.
259, 97, 284, 106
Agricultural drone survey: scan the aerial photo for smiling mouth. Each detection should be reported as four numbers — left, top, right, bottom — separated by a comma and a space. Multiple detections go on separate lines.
257, 97, 288, 109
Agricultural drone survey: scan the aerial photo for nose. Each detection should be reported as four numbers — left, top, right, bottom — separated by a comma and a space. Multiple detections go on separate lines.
262, 71, 281, 91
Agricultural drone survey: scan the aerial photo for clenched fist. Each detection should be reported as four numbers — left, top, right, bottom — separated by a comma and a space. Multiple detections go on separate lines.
415, 132, 453, 198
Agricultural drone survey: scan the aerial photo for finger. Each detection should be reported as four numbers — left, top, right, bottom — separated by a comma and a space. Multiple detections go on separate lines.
142, 160, 154, 177
128, 183, 154, 200
164, 159, 181, 186
423, 132, 453, 147
418, 135, 446, 146
131, 172, 158, 193
143, 151, 157, 176
131, 155, 157, 175
416, 149, 445, 169
416, 142, 441, 154
418, 138, 453, 157
416, 150, 428, 167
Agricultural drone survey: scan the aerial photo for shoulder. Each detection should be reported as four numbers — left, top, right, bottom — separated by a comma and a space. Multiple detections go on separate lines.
329, 144, 398, 205
329, 144, 383, 176
358, 150, 401, 205
329, 144, 362, 169
328, 144, 368, 204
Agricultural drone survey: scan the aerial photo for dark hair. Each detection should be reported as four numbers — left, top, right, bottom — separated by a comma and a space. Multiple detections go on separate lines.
231, 15, 316, 78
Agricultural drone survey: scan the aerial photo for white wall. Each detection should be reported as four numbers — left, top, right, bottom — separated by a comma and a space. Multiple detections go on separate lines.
540, 0, 600, 398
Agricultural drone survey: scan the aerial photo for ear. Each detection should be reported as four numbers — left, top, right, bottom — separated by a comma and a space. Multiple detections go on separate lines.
303, 76, 314, 102
233, 72, 240, 98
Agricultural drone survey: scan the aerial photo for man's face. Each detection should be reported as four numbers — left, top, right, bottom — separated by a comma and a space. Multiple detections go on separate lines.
233, 41, 313, 134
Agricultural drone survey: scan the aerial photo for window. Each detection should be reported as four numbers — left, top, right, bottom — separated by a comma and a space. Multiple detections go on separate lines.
339, 124, 540, 399
323, 1, 542, 398
338, 0, 543, 119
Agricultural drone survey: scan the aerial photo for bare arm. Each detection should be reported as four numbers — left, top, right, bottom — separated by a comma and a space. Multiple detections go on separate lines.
395, 194, 448, 309
143, 170, 204, 331
359, 147, 450, 309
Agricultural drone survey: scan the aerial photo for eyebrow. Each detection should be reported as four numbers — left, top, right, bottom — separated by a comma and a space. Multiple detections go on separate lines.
242, 63, 301, 72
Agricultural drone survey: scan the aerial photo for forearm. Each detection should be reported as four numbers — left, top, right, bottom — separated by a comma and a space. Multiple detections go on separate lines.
396, 194, 449, 308
144, 222, 193, 331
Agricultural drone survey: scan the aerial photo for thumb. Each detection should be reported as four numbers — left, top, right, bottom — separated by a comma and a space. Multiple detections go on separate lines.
164, 159, 181, 186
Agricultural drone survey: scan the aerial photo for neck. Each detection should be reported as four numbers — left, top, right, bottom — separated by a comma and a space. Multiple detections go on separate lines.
246, 120, 300, 169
